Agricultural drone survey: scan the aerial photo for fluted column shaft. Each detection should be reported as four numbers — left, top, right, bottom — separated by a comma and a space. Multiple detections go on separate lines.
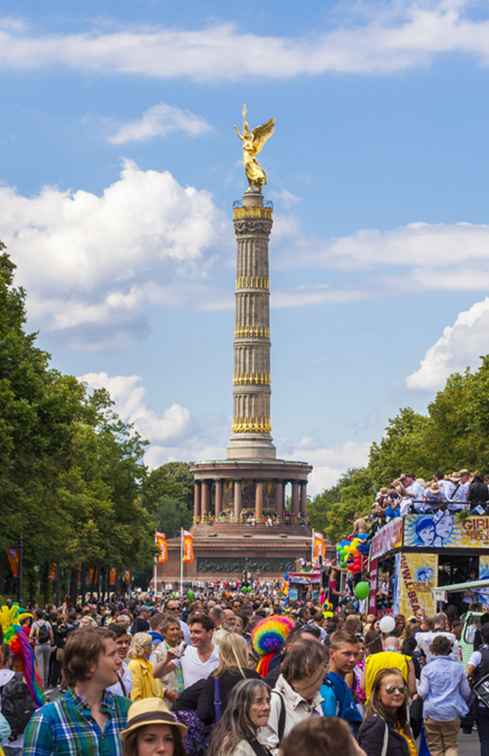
234, 481, 242, 522
228, 190, 276, 459
193, 483, 200, 524
255, 482, 264, 524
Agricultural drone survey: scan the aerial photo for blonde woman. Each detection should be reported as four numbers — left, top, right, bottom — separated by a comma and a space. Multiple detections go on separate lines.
197, 633, 260, 725
128, 632, 165, 702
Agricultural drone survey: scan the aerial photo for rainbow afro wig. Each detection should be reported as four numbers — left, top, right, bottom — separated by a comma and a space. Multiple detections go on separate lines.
251, 614, 295, 677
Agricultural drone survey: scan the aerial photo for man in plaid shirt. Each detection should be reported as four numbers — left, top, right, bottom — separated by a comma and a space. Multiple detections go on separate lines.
24, 627, 129, 755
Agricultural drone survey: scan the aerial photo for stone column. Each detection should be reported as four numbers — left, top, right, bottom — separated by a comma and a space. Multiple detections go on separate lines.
228, 189, 276, 461
292, 481, 301, 522
215, 479, 223, 520
300, 483, 308, 521
233, 481, 242, 523
201, 480, 209, 522
275, 481, 284, 522
193, 482, 200, 524
255, 481, 264, 524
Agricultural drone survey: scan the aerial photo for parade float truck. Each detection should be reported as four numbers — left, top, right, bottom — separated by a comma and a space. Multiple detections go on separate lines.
367, 513, 489, 619
286, 569, 322, 604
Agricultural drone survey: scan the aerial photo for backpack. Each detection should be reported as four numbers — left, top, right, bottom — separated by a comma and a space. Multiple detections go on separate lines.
0, 672, 36, 737
37, 623, 50, 644
174, 709, 209, 756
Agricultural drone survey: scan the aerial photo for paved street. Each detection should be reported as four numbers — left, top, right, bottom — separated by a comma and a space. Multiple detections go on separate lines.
461, 731, 480, 754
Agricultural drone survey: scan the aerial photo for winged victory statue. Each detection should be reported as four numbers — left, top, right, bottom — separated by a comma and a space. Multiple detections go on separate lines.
235, 104, 275, 190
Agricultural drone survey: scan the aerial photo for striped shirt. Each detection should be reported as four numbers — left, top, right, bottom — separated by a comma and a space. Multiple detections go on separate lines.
23, 688, 130, 755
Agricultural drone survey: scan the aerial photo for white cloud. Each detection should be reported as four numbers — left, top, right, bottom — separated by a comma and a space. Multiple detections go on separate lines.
0, 161, 224, 341
324, 222, 489, 270
270, 189, 302, 208
406, 297, 489, 391
78, 370, 371, 490
108, 102, 211, 145
272, 286, 366, 308
285, 438, 371, 496
80, 371, 192, 444
2, 3, 489, 80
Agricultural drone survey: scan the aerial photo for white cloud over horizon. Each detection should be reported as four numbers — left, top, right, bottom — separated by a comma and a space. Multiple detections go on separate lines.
78, 367, 370, 493
325, 222, 489, 270
281, 438, 371, 496
1, 3, 489, 81
406, 297, 489, 391
0, 161, 224, 343
108, 102, 211, 145
80, 371, 193, 444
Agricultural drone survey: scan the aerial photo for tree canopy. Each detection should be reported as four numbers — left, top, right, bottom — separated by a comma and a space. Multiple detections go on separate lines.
0, 245, 188, 600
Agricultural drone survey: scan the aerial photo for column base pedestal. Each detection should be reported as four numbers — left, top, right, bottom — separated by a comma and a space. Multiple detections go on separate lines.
227, 433, 276, 460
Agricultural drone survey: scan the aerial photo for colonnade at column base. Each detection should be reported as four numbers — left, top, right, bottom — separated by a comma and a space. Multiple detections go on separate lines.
190, 458, 312, 531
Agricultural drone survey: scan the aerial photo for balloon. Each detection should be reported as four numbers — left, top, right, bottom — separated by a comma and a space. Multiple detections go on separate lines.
186, 590, 195, 601
379, 615, 396, 634
354, 581, 370, 600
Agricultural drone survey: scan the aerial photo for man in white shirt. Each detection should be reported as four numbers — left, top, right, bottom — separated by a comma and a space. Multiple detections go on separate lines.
437, 473, 456, 502
415, 612, 462, 663
449, 470, 470, 511
401, 474, 426, 512
178, 615, 218, 689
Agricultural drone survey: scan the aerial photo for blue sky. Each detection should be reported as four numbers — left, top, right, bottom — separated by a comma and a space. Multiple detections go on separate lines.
2, 0, 489, 492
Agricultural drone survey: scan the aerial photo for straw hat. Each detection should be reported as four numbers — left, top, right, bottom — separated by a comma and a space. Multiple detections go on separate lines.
121, 698, 187, 740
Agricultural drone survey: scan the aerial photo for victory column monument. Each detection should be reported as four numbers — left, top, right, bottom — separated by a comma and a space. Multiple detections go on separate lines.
157, 108, 313, 584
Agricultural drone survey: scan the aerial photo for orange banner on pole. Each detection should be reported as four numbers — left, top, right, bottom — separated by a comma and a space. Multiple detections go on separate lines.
48, 562, 57, 581
312, 532, 326, 562
6, 548, 19, 578
155, 532, 168, 564
182, 530, 194, 564
108, 568, 117, 586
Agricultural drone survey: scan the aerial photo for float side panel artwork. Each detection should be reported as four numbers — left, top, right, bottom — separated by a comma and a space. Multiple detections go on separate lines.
399, 552, 438, 617
404, 514, 489, 548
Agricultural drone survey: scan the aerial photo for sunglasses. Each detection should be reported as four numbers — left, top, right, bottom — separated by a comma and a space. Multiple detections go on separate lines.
384, 685, 407, 695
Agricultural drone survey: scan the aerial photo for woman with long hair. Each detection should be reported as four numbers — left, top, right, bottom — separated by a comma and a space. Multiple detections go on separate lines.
208, 678, 273, 756
122, 698, 187, 756
127, 632, 164, 702
358, 668, 416, 756
197, 632, 260, 725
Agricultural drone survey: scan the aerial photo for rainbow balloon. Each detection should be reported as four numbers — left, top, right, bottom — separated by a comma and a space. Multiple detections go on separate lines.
251, 614, 295, 676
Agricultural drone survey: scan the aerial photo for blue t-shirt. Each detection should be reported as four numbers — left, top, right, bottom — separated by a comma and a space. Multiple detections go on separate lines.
325, 672, 362, 725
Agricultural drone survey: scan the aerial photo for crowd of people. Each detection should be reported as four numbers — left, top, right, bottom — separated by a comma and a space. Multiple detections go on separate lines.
353, 470, 489, 539
1, 590, 489, 756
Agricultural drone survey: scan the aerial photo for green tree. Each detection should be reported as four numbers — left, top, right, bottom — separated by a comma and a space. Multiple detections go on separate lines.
0, 245, 156, 598
308, 468, 374, 543
143, 462, 193, 537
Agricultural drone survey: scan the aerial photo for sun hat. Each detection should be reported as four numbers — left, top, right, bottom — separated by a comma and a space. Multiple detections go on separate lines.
120, 698, 187, 740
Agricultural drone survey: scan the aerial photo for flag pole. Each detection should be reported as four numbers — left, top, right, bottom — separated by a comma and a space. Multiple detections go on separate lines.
311, 532, 315, 566
180, 528, 184, 597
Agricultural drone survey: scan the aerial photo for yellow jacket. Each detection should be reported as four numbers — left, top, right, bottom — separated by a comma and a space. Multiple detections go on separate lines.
128, 657, 164, 701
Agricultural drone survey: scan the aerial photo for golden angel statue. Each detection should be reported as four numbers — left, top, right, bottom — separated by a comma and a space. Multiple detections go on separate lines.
235, 104, 275, 190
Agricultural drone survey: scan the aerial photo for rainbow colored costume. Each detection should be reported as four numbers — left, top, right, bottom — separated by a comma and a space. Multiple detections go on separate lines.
251, 614, 294, 677
0, 603, 44, 707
